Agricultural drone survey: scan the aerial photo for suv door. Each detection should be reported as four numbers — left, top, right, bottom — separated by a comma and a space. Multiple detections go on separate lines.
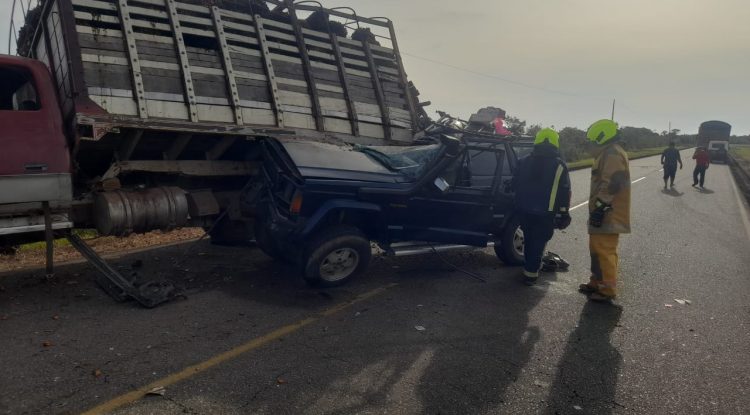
399, 141, 507, 246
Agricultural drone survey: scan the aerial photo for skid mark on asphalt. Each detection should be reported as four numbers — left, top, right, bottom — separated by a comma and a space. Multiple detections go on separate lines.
80, 283, 398, 415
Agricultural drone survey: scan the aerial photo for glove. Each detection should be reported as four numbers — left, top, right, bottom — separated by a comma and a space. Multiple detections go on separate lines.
554, 213, 571, 230
589, 199, 612, 228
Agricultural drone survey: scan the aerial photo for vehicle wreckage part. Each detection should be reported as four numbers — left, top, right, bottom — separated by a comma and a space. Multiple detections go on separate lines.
303, 225, 371, 287
65, 233, 176, 308
94, 187, 189, 236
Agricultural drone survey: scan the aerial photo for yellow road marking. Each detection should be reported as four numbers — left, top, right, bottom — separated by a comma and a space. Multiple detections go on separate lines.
80, 283, 397, 415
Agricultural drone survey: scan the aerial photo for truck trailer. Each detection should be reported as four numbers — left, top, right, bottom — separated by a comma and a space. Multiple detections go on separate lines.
1, 0, 425, 305
697, 120, 731, 163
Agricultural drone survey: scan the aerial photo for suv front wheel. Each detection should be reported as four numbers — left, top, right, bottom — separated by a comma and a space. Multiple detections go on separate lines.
302, 225, 371, 287
494, 216, 525, 265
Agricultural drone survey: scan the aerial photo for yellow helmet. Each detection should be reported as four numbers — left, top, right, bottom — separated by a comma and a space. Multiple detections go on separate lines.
587, 119, 619, 145
534, 128, 560, 148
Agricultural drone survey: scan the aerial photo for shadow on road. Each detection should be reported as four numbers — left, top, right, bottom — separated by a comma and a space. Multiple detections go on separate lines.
696, 187, 715, 194
544, 301, 623, 414
661, 188, 684, 197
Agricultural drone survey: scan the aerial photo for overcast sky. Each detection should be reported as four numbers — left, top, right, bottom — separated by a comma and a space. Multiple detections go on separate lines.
2, 0, 748, 134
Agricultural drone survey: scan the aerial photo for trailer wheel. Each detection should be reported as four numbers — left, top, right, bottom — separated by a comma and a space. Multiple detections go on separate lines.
494, 216, 525, 265
302, 226, 371, 287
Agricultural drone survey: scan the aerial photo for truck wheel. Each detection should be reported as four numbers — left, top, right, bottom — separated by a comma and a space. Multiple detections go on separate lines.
495, 216, 525, 265
254, 219, 285, 261
302, 226, 371, 287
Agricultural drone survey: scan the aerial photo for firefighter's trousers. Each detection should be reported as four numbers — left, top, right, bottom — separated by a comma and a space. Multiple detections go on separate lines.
520, 213, 555, 278
589, 233, 620, 297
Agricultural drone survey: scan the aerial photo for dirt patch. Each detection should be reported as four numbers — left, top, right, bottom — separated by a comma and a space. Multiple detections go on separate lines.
729, 155, 750, 205
0, 228, 205, 273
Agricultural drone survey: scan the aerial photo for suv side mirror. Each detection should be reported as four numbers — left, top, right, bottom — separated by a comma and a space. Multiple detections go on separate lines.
434, 177, 450, 193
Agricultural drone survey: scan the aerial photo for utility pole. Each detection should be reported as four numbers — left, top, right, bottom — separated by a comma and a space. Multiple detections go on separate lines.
611, 99, 616, 120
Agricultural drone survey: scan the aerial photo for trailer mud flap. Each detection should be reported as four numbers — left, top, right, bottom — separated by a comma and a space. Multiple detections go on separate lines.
65, 233, 177, 308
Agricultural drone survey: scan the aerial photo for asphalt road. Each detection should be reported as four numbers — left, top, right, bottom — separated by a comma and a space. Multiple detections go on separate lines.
1, 149, 749, 415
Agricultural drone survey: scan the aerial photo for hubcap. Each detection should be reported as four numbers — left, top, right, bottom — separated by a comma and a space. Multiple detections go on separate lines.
513, 226, 525, 256
319, 248, 359, 282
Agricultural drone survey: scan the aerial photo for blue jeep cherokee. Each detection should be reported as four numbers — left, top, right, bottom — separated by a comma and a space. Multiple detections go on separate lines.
255, 132, 532, 287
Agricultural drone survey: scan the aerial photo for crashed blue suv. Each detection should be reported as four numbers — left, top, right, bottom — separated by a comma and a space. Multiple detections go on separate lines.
255, 133, 532, 287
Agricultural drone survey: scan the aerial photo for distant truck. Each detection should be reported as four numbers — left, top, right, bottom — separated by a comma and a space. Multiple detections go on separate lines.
697, 120, 731, 163
1, 0, 425, 305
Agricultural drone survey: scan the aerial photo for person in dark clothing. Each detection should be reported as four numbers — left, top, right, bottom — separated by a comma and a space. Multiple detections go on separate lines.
692, 147, 710, 188
512, 128, 572, 285
660, 142, 683, 188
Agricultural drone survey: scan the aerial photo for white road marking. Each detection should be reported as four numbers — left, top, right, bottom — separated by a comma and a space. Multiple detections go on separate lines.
570, 176, 648, 211
570, 201, 589, 211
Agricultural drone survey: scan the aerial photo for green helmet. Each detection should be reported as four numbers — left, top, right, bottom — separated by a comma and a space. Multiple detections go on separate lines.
587, 119, 619, 145
534, 128, 560, 148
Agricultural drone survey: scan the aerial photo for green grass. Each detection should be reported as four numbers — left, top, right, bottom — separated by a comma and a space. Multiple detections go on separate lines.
730, 146, 750, 162
18, 229, 98, 252
568, 146, 688, 170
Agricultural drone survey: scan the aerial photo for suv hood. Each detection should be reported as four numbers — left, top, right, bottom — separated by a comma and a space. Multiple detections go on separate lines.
276, 139, 409, 183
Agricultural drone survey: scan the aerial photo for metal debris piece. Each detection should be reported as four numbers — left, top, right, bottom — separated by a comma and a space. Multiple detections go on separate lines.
415, 325, 426, 331
146, 386, 166, 396
674, 299, 686, 305
573, 405, 583, 411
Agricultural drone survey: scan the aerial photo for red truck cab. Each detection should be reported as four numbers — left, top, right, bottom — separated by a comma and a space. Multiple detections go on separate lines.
0, 55, 73, 239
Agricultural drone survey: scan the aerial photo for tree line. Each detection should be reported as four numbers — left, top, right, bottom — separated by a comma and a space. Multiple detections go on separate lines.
503, 115, 750, 162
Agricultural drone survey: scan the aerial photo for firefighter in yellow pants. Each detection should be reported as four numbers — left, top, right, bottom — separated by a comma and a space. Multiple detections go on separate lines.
580, 119, 631, 302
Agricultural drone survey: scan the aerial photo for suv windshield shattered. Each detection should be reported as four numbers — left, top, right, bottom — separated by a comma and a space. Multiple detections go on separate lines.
356, 144, 443, 179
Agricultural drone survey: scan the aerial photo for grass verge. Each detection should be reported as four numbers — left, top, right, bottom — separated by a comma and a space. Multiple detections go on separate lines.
567, 146, 690, 171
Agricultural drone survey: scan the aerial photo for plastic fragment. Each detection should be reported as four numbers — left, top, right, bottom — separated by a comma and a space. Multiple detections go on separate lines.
414, 325, 426, 331
146, 386, 166, 396
573, 405, 583, 411
664, 304, 673, 308
674, 299, 686, 305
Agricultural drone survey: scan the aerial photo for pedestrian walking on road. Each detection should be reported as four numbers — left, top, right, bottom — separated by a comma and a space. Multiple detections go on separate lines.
579, 120, 631, 302
692, 147, 710, 188
661, 142, 683, 188
512, 128, 572, 286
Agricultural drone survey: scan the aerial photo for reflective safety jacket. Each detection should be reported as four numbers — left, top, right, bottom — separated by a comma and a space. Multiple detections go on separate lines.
589, 142, 631, 234
512, 144, 571, 217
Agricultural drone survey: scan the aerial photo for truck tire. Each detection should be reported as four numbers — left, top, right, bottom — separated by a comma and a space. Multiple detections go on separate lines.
494, 216, 525, 265
254, 219, 285, 261
302, 226, 371, 287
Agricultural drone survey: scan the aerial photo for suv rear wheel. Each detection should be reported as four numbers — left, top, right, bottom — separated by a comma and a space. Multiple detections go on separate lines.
302, 226, 371, 287
494, 216, 525, 265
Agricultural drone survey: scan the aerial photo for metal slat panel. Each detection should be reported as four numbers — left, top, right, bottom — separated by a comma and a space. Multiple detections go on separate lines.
362, 41, 391, 140
211, 6, 243, 125
285, 0, 323, 132
254, 16, 284, 127
115, 0, 148, 118
165, 0, 198, 122
330, 34, 359, 136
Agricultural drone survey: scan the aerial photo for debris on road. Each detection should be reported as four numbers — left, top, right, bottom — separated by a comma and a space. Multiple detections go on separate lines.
674, 298, 691, 305
276, 378, 288, 385
146, 386, 166, 396
415, 325, 426, 331
42, 341, 52, 347
52, 315, 60, 320
573, 405, 583, 411
92, 369, 103, 378
664, 304, 673, 308
533, 380, 549, 388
